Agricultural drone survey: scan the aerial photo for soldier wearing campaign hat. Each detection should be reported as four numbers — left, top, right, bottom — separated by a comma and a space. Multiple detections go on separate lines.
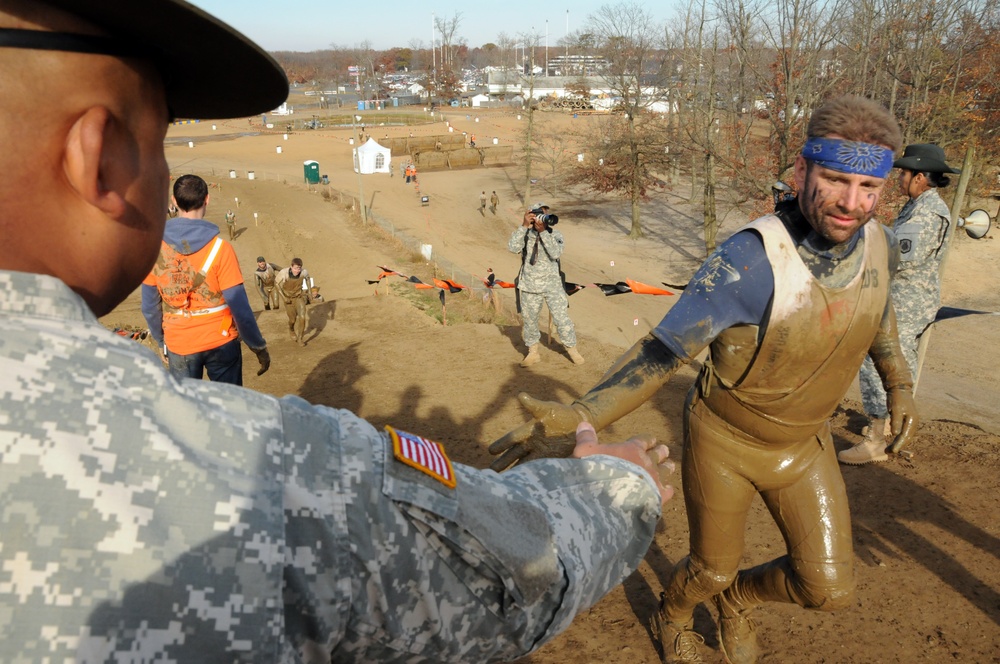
0, 0, 676, 661
844, 143, 961, 465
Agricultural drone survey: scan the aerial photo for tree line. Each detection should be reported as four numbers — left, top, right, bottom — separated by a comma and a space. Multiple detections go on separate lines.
273, 1, 998, 249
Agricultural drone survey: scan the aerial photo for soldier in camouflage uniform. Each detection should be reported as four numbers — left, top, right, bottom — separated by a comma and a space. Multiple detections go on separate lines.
0, 1, 676, 662
842, 144, 961, 465
508, 204, 585, 366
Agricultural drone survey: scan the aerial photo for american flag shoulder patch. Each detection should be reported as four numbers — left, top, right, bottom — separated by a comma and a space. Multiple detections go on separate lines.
386, 426, 457, 489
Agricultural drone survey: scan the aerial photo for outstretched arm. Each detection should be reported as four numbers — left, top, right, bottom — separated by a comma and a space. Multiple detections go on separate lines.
489, 333, 686, 471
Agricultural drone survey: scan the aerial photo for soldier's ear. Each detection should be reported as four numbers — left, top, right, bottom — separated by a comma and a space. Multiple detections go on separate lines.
63, 106, 127, 219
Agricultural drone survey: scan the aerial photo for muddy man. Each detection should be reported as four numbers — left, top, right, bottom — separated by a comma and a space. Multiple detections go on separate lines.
489, 95, 919, 664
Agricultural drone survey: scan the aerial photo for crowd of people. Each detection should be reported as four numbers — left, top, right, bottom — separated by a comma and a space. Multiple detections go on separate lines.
0, 1, 968, 663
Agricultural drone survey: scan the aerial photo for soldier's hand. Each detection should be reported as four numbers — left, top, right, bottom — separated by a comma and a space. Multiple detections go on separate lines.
488, 393, 588, 471
887, 387, 918, 453
572, 422, 676, 505
252, 346, 271, 376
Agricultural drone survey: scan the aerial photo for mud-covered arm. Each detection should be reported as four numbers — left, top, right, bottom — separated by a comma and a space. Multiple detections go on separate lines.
489, 231, 773, 471
867, 299, 918, 452
489, 334, 685, 471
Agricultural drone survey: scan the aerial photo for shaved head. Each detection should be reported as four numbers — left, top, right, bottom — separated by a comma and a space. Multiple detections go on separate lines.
0, 0, 170, 315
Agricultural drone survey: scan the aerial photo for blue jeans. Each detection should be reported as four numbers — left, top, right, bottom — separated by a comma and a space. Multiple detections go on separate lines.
167, 336, 244, 385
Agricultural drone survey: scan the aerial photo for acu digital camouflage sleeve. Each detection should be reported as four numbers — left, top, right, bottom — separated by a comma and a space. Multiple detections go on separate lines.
0, 271, 661, 664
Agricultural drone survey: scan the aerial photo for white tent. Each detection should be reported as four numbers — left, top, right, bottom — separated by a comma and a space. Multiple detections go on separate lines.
353, 137, 391, 174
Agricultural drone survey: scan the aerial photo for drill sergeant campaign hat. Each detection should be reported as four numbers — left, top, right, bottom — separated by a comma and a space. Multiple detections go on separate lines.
893, 143, 961, 174
0, 0, 288, 120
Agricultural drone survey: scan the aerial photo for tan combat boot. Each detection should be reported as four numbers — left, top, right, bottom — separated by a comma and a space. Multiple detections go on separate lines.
651, 597, 704, 663
520, 345, 541, 367
838, 417, 889, 465
566, 346, 585, 365
714, 590, 758, 664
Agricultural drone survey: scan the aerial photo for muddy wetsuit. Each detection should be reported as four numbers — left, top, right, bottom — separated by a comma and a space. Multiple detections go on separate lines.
254, 262, 281, 310
650, 205, 895, 622
276, 266, 310, 343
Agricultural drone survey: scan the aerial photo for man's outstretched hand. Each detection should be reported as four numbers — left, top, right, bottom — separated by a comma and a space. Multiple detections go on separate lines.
488, 393, 588, 471
572, 422, 675, 505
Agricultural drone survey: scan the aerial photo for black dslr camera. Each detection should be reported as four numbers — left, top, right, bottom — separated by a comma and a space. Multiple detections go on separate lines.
531, 207, 559, 226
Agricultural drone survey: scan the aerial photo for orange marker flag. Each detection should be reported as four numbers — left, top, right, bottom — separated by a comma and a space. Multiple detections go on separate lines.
626, 278, 674, 296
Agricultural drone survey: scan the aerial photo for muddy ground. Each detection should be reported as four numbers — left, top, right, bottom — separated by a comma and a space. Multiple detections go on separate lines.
106, 106, 1000, 662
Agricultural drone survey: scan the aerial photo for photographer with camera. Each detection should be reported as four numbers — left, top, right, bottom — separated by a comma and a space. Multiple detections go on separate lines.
508, 204, 585, 367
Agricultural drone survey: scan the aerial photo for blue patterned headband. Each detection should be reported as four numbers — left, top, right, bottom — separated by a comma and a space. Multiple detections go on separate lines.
801, 137, 894, 178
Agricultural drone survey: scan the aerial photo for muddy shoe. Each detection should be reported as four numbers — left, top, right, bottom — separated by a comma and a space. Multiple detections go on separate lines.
567, 346, 585, 365
838, 418, 889, 465
520, 345, 541, 367
651, 608, 704, 663
714, 591, 758, 664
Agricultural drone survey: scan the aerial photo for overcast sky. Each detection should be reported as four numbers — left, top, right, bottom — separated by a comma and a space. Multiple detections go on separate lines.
190, 1, 671, 53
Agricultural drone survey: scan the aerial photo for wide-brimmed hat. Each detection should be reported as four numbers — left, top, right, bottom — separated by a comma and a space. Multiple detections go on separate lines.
12, 0, 288, 120
893, 144, 961, 174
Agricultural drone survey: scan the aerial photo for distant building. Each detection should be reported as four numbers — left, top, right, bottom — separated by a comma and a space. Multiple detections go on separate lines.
545, 54, 609, 77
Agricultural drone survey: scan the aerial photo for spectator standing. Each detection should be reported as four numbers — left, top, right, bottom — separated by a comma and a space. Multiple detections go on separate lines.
142, 174, 269, 385
508, 204, 584, 367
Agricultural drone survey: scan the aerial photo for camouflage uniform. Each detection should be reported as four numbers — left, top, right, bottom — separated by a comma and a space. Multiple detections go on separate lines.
859, 189, 950, 417
0, 270, 661, 663
508, 225, 578, 348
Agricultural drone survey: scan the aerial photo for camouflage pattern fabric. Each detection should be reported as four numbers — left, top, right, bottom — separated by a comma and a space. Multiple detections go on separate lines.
860, 189, 950, 417
509, 226, 578, 347
520, 289, 578, 348
0, 270, 660, 663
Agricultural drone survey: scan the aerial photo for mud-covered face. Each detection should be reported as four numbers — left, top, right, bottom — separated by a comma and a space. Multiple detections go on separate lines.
291, 264, 302, 277
794, 155, 887, 245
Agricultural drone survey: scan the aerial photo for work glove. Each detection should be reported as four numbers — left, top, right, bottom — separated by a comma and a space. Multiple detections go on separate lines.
869, 303, 918, 454
489, 334, 685, 472
488, 394, 590, 471
252, 346, 271, 376
886, 386, 918, 453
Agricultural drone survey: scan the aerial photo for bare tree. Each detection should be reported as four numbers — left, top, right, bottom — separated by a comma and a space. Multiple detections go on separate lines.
755, 0, 844, 177
495, 32, 517, 99
519, 29, 543, 205
569, 2, 673, 238
435, 12, 463, 69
